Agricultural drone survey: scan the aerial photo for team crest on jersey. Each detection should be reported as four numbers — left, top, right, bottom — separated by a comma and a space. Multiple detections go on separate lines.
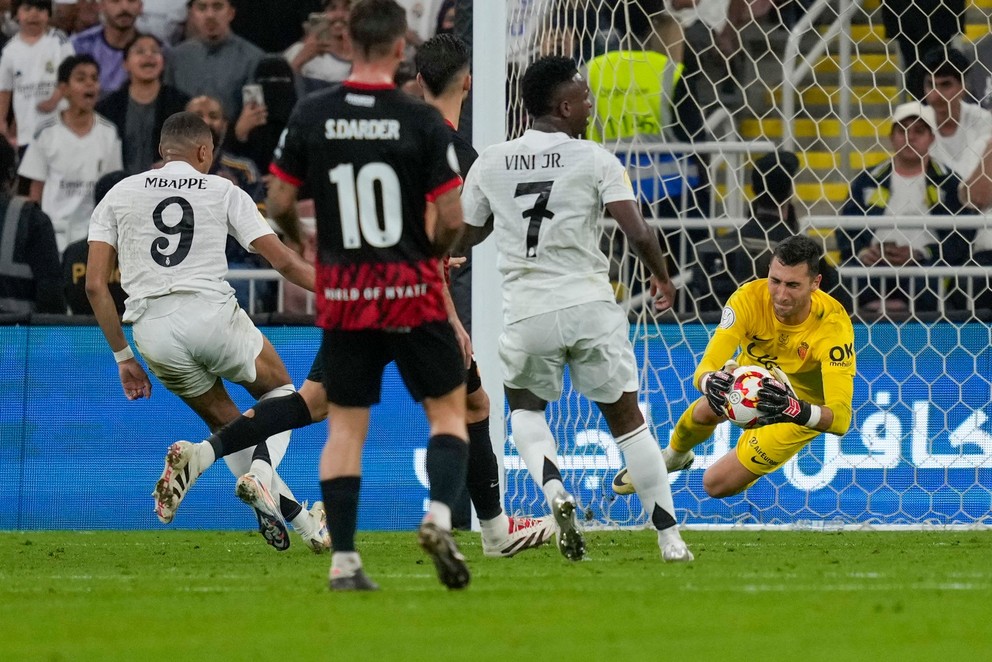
46, 61, 54, 74
797, 341, 809, 360
719, 306, 735, 329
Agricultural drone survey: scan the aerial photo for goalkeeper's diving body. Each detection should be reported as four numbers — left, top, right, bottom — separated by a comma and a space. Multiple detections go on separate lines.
615, 235, 856, 498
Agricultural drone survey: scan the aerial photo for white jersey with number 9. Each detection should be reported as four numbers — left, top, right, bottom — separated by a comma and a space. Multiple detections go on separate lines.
88, 160, 275, 323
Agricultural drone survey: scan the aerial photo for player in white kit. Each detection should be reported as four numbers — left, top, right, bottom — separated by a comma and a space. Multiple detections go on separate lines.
459, 56, 693, 562
86, 111, 330, 553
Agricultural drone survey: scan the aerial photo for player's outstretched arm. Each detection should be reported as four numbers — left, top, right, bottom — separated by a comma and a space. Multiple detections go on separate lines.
266, 178, 304, 249
85, 240, 152, 400
251, 234, 316, 293
431, 187, 465, 256
605, 199, 675, 309
455, 214, 493, 253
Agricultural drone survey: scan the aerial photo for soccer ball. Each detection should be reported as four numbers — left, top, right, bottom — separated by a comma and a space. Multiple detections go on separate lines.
722, 365, 773, 429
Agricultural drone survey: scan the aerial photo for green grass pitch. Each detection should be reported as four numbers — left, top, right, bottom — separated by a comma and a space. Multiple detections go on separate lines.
2, 530, 990, 661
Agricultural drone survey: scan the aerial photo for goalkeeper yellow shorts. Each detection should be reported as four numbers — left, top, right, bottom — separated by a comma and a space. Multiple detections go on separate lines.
735, 423, 820, 476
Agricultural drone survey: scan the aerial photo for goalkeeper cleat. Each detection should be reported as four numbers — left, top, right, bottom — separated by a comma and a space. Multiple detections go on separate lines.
418, 520, 470, 589
300, 501, 331, 554
612, 450, 696, 496
481, 515, 556, 558
661, 540, 695, 563
152, 441, 202, 524
551, 493, 585, 562
235, 473, 290, 551
330, 568, 380, 592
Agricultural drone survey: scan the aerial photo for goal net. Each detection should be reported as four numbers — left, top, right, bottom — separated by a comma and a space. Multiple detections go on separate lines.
484, 0, 992, 527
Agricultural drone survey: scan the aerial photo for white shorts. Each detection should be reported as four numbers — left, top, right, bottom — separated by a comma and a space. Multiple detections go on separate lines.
499, 300, 638, 403
132, 293, 263, 399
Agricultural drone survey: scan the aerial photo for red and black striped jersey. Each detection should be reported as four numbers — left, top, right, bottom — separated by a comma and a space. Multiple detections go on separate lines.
270, 81, 462, 330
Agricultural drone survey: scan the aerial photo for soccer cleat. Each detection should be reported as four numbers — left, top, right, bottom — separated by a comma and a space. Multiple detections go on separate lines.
152, 441, 202, 524
300, 501, 331, 554
481, 515, 556, 558
611, 468, 636, 495
417, 520, 470, 589
329, 567, 380, 592
663, 448, 695, 473
612, 449, 696, 496
235, 473, 290, 551
551, 493, 585, 562
661, 540, 695, 563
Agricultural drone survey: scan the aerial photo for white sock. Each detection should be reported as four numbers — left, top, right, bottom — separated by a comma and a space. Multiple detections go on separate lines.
479, 512, 510, 540
194, 441, 215, 469
427, 501, 452, 530
289, 507, 314, 536
249, 459, 274, 492
269, 473, 309, 533
616, 424, 681, 542
331, 551, 362, 577
662, 446, 691, 471
510, 409, 565, 507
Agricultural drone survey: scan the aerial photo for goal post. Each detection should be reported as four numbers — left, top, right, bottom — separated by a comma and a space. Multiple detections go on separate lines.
471, 0, 992, 528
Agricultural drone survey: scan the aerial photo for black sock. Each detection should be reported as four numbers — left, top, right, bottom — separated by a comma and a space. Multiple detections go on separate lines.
465, 418, 501, 520
251, 442, 270, 464
279, 494, 303, 522
426, 434, 469, 509
207, 391, 312, 459
321, 476, 360, 552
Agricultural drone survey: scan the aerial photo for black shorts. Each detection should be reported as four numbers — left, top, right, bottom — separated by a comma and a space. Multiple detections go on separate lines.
306, 351, 325, 384
319, 321, 465, 407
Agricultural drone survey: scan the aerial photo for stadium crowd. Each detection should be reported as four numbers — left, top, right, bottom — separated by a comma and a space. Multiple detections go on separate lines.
0, 0, 990, 321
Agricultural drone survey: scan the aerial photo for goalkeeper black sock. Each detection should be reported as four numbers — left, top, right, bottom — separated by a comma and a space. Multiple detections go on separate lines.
465, 418, 502, 521
207, 392, 312, 459
321, 476, 360, 552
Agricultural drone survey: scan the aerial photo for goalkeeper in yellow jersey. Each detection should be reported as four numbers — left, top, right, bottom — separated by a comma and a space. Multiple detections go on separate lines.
614, 235, 855, 498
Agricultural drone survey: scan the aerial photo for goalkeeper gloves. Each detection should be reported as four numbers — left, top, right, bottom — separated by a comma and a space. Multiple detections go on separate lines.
700, 369, 734, 416
756, 378, 822, 428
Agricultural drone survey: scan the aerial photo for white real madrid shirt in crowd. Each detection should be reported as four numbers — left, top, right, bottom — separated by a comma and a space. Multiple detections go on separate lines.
461, 129, 636, 324
395, 0, 446, 43
934, 102, 992, 252
87, 160, 274, 323
0, 27, 75, 146
931, 102, 992, 180
876, 170, 938, 257
18, 113, 122, 253
135, 0, 189, 46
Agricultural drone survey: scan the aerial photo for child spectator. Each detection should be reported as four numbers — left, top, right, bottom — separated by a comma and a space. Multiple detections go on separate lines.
0, 0, 75, 153
61, 168, 124, 314
18, 53, 122, 252
97, 33, 188, 173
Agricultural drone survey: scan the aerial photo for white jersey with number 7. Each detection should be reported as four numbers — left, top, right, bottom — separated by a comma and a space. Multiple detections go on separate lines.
461, 129, 636, 324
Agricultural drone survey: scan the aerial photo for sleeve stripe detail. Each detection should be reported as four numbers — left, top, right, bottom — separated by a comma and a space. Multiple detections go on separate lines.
269, 163, 303, 187
425, 176, 462, 203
